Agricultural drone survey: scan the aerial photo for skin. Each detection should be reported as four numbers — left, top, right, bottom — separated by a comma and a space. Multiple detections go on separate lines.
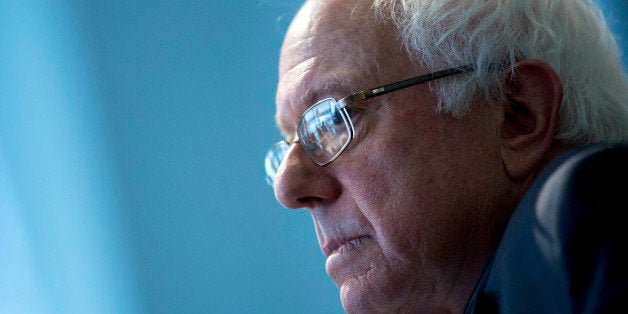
273, 0, 564, 312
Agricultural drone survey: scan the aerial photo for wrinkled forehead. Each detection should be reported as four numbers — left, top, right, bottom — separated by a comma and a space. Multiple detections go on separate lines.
275, 0, 402, 136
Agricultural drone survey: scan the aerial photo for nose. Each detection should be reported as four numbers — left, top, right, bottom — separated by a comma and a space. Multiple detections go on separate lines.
273, 143, 341, 209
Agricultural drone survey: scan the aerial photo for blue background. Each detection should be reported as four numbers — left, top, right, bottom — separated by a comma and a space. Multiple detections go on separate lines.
0, 0, 624, 313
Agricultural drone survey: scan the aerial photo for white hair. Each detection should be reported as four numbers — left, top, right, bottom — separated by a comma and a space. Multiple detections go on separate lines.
373, 0, 628, 145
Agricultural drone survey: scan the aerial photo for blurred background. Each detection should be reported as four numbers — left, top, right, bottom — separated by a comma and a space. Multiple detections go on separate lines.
0, 0, 625, 313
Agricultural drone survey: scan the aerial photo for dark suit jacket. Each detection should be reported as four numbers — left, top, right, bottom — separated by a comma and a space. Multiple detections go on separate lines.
465, 143, 628, 313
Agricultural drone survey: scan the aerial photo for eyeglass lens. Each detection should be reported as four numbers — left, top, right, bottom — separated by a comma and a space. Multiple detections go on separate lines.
298, 99, 352, 165
264, 141, 289, 186
265, 98, 352, 186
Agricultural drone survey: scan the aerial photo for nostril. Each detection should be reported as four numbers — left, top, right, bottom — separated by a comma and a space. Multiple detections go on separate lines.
297, 196, 324, 205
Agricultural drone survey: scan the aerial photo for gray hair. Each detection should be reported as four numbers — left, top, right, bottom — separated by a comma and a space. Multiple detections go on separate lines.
373, 0, 628, 145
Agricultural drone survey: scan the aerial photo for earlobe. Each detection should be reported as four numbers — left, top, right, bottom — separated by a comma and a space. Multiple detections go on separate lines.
499, 60, 563, 181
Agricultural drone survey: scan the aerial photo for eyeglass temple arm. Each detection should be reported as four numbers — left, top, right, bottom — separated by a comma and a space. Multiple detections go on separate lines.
339, 64, 474, 107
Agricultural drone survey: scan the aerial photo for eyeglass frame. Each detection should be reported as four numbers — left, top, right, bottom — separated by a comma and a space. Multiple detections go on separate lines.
266, 64, 474, 184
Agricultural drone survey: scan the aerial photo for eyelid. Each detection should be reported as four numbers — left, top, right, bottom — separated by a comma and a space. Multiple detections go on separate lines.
343, 106, 365, 118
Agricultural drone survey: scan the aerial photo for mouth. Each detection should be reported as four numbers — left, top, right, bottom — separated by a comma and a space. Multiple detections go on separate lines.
323, 235, 370, 257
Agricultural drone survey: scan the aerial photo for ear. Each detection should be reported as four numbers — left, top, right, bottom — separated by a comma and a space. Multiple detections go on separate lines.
499, 59, 563, 181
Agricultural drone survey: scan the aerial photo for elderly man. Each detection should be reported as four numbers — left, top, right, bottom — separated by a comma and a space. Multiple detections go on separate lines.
264, 0, 628, 312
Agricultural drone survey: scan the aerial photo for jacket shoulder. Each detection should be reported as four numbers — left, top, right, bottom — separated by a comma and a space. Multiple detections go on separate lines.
467, 143, 628, 313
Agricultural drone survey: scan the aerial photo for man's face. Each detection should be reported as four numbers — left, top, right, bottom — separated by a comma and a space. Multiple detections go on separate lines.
273, 0, 514, 312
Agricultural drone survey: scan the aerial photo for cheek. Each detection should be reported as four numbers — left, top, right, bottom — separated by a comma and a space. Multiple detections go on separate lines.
341, 118, 475, 260
342, 136, 428, 253
353, 124, 435, 213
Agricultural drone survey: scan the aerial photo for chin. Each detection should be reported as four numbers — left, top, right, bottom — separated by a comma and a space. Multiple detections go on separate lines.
327, 239, 421, 313
340, 283, 383, 313
337, 273, 408, 314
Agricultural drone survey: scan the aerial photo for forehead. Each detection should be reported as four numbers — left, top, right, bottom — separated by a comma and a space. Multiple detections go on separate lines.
274, 0, 397, 137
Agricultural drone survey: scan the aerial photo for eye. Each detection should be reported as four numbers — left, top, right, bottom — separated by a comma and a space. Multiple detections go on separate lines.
331, 109, 346, 125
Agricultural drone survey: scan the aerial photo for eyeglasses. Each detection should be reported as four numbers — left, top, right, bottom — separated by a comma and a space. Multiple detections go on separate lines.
265, 64, 474, 187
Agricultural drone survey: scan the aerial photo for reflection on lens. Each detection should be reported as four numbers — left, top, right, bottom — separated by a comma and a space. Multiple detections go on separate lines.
265, 141, 289, 185
298, 98, 351, 165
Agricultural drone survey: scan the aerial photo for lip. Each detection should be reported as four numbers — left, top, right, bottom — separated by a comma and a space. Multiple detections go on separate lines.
322, 235, 369, 257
